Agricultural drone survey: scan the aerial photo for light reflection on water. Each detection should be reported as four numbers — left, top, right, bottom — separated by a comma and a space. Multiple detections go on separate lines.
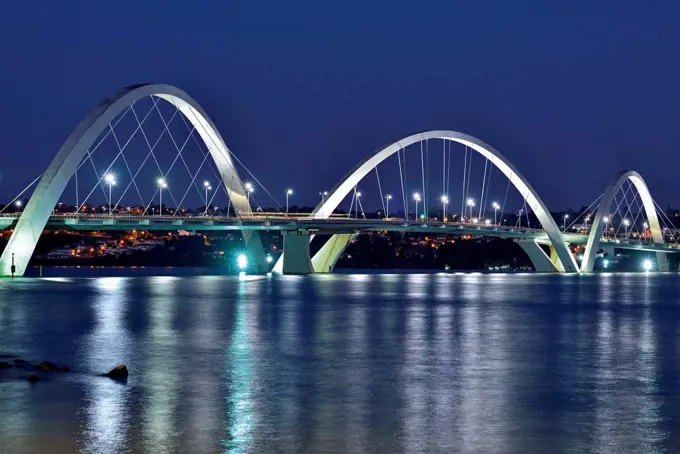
1, 273, 680, 452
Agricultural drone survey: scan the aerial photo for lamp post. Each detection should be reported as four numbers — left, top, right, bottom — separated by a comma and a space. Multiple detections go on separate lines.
244, 182, 254, 212
466, 198, 475, 220
563, 214, 569, 231
15, 200, 22, 212
603, 216, 609, 239
413, 193, 421, 222
104, 174, 116, 214
518, 209, 524, 228
285, 189, 293, 214
643, 221, 649, 242
384, 194, 392, 219
441, 195, 449, 222
355, 192, 361, 218
319, 191, 328, 217
623, 218, 630, 238
492, 202, 500, 225
157, 178, 167, 216
203, 181, 212, 216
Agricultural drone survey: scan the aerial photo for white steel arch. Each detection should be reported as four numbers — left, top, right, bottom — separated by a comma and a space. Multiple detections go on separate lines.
0, 83, 268, 276
275, 130, 579, 273
581, 170, 665, 273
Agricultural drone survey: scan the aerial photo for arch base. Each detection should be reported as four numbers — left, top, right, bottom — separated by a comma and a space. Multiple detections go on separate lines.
312, 234, 355, 273
516, 240, 563, 273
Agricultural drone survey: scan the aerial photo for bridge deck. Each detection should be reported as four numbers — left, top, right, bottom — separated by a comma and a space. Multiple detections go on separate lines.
0, 214, 677, 253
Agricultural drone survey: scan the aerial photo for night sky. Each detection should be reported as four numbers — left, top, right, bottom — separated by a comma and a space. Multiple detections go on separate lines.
3, 1, 680, 211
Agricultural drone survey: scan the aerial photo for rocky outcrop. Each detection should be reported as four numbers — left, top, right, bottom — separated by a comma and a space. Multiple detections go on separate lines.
103, 364, 129, 380
36, 361, 70, 372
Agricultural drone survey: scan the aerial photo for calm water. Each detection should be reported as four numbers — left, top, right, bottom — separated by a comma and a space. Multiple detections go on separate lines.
2, 272, 680, 453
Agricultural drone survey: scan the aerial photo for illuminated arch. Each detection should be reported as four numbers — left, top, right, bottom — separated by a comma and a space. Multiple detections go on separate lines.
581, 170, 665, 272
0, 84, 267, 276
275, 130, 578, 273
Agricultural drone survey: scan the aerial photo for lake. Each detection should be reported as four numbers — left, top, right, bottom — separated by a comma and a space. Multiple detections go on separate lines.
2, 271, 680, 453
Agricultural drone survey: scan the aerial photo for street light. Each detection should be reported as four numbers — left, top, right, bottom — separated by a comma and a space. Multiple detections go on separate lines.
203, 181, 212, 215
643, 221, 649, 242
466, 198, 475, 220
492, 202, 500, 225
157, 178, 167, 215
355, 191, 361, 219
104, 174, 116, 214
518, 208, 524, 228
245, 182, 254, 210
485, 219, 491, 225
603, 216, 609, 239
441, 195, 449, 222
319, 191, 328, 217
384, 194, 392, 219
285, 189, 293, 214
15, 200, 22, 212
413, 192, 421, 222
623, 218, 630, 237
563, 214, 569, 231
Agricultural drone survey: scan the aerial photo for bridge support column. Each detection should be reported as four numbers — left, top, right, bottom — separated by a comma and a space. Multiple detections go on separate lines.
282, 231, 314, 275
516, 239, 560, 273
656, 251, 670, 272
312, 233, 355, 273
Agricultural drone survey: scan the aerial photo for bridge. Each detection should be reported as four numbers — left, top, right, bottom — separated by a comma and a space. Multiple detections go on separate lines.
1, 83, 678, 276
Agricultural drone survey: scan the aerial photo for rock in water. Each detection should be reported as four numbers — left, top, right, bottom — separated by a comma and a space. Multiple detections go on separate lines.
104, 364, 129, 380
36, 361, 70, 372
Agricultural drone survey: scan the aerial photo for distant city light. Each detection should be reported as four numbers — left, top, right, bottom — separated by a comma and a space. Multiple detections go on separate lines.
237, 254, 248, 270
643, 259, 652, 272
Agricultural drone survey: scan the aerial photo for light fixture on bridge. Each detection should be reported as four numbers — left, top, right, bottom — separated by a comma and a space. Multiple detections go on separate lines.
157, 178, 167, 216
492, 202, 500, 225
413, 193, 421, 222
103, 174, 116, 215
266, 254, 273, 264
285, 189, 293, 214
384, 194, 392, 219
466, 198, 475, 219
484, 219, 491, 225
203, 182, 212, 216
603, 259, 610, 268
643, 259, 652, 272
563, 214, 569, 231
237, 253, 248, 270
441, 195, 449, 222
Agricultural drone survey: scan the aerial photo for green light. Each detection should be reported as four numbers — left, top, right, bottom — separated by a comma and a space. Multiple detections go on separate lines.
237, 254, 248, 270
